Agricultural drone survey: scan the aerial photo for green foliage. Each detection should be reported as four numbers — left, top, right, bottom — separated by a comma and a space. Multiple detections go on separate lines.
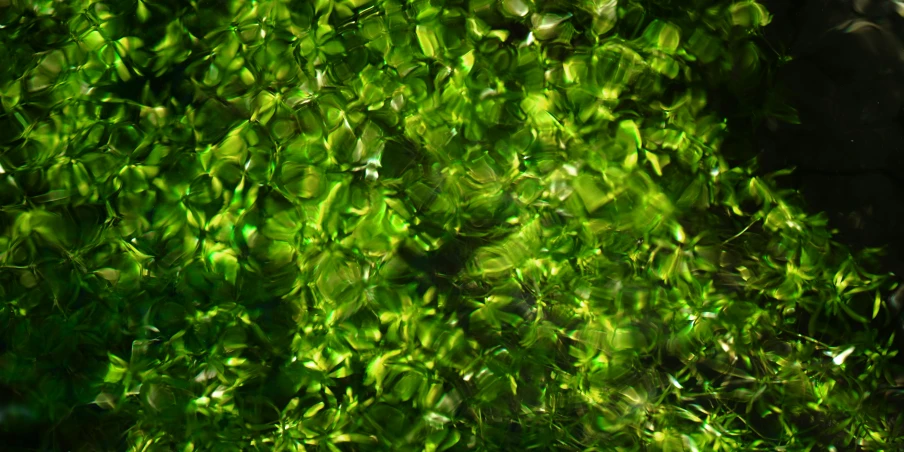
1, 0, 901, 450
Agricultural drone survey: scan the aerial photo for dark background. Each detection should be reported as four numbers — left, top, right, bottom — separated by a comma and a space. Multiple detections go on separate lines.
728, 0, 904, 281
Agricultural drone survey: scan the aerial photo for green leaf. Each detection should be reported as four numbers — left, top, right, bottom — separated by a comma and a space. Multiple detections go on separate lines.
873, 291, 881, 320
416, 25, 440, 58
104, 353, 129, 383
641, 20, 681, 54
573, 174, 610, 213
730, 1, 772, 28
393, 372, 424, 402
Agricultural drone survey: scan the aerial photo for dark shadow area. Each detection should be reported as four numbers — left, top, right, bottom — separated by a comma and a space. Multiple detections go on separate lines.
732, 0, 904, 280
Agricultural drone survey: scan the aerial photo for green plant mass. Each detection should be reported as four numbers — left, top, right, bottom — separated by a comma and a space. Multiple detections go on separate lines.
1, 0, 902, 450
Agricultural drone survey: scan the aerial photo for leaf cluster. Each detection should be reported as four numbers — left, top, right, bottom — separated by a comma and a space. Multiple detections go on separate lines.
1, 0, 901, 451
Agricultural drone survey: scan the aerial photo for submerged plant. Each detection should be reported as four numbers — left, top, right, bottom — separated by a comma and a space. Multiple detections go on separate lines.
0, 0, 901, 450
